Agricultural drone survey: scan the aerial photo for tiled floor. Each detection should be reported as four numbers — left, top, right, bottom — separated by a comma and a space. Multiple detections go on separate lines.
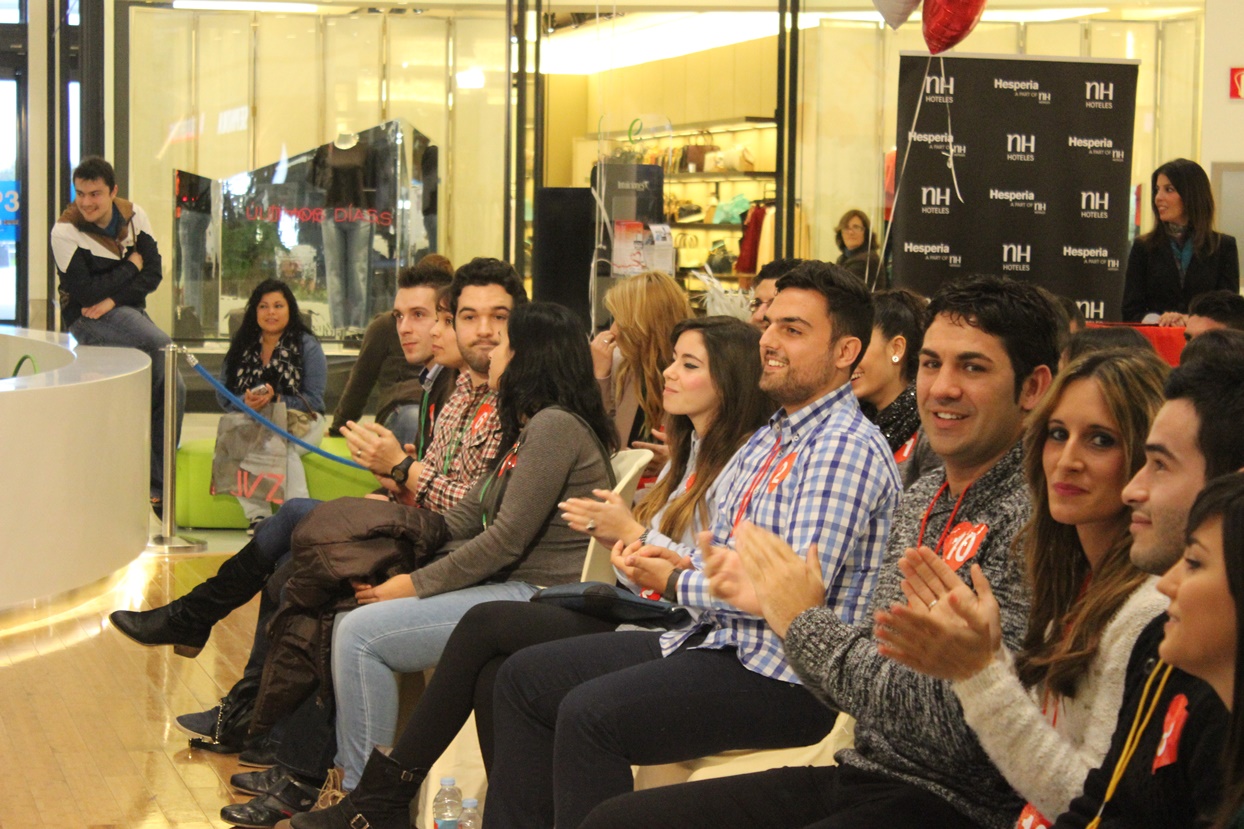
0, 527, 261, 829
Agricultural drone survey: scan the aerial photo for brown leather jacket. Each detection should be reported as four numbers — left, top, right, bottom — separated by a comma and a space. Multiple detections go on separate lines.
249, 498, 449, 735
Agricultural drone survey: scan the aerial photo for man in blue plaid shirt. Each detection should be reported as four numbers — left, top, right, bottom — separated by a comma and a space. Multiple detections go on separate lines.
483, 262, 902, 829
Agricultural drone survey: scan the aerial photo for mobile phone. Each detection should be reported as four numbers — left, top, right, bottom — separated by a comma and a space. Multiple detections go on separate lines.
250, 384, 269, 395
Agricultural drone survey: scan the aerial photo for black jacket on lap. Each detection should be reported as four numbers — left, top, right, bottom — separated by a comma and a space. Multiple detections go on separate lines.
250, 498, 449, 736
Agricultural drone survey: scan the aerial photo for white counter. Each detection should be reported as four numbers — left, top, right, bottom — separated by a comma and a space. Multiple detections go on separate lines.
1, 326, 150, 611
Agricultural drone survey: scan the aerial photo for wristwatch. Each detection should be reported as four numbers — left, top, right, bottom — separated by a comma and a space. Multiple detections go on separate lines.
390, 456, 416, 485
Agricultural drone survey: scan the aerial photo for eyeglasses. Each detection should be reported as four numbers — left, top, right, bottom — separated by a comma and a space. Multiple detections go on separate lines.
748, 297, 772, 312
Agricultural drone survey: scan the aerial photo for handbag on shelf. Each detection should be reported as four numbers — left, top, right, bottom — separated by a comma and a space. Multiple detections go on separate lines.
706, 240, 735, 275
530, 581, 690, 627
722, 145, 756, 172
675, 202, 705, 223
675, 232, 707, 269
681, 131, 720, 174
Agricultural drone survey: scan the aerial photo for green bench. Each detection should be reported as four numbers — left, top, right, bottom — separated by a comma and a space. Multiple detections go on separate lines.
174, 436, 380, 529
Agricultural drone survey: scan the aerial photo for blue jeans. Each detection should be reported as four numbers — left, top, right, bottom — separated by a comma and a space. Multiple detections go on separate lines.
177, 209, 211, 317
70, 305, 186, 498
330, 580, 541, 788
321, 217, 373, 329
383, 402, 423, 449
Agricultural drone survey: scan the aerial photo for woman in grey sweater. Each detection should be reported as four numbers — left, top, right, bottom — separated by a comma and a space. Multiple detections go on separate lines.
328, 302, 618, 791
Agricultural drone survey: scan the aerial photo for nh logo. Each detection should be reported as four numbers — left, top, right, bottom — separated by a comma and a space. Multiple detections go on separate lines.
1086, 81, 1114, 101
921, 187, 951, 206
925, 75, 954, 95
1003, 244, 1031, 264
1081, 192, 1109, 211
1007, 134, 1035, 153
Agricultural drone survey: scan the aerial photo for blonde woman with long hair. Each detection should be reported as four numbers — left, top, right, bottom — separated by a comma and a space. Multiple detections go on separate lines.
591, 271, 692, 454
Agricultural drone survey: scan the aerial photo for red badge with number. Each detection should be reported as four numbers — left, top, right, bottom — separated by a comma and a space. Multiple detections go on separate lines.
1015, 803, 1051, 829
894, 434, 917, 464
470, 401, 494, 434
942, 522, 988, 569
766, 453, 798, 493
1152, 693, 1189, 772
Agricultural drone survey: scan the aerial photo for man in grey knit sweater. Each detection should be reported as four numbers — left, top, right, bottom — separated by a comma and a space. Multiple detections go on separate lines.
578, 275, 1061, 829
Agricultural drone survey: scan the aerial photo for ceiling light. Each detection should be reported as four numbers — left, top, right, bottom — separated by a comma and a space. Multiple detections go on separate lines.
171, 1, 318, 12
980, 7, 1109, 23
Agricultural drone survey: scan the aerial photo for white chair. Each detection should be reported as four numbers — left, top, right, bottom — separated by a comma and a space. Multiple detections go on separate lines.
580, 447, 654, 583
633, 714, 856, 790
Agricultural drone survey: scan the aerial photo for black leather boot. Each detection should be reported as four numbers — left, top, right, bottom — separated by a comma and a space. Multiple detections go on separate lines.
286, 749, 426, 829
110, 540, 270, 657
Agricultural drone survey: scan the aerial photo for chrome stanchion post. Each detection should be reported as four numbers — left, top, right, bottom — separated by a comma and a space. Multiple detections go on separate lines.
147, 344, 206, 553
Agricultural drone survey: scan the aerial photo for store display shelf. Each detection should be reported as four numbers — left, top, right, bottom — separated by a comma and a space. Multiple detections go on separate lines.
671, 222, 744, 230
588, 115, 776, 141
666, 171, 775, 182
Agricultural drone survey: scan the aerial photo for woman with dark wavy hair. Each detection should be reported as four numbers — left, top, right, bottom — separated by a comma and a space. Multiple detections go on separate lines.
1122, 158, 1239, 323
220, 278, 327, 532
1155, 473, 1244, 829
323, 301, 617, 796
285, 316, 775, 829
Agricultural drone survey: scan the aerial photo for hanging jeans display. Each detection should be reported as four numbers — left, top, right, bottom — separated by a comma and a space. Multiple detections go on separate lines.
178, 209, 211, 318
322, 216, 374, 330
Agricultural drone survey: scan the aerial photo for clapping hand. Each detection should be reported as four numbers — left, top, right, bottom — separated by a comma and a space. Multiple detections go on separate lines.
873, 547, 1001, 681
611, 539, 688, 593
340, 420, 410, 477
561, 489, 645, 547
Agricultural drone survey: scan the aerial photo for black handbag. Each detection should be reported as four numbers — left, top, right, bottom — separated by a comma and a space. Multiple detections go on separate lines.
530, 581, 690, 627
188, 675, 259, 754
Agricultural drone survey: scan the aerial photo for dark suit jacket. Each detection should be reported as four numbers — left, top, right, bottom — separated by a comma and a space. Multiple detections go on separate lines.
1121, 232, 1239, 321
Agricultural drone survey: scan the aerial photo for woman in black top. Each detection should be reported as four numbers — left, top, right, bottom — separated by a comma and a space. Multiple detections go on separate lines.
1122, 158, 1239, 323
834, 209, 883, 287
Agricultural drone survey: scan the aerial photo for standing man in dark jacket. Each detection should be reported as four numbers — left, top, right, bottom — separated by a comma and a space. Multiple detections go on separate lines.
51, 156, 184, 506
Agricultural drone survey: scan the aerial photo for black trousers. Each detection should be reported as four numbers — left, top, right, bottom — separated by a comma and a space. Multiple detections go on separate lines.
388, 600, 618, 773
485, 630, 837, 829
579, 764, 987, 829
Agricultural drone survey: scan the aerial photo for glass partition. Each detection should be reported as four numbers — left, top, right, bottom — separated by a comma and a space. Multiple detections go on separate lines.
125, 6, 504, 341
173, 120, 431, 341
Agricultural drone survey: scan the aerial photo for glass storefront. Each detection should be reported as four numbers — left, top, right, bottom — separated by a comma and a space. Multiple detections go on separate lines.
126, 6, 504, 341
116, 3, 1205, 337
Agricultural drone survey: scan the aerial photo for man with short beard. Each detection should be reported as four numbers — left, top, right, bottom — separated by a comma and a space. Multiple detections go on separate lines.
575, 274, 1060, 829
483, 261, 902, 829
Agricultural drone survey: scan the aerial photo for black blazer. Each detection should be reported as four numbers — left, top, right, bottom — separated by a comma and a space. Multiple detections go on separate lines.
1121, 232, 1239, 321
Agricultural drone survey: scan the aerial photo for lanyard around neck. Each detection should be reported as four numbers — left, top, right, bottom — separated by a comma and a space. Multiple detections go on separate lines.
479, 440, 520, 529
1086, 661, 1174, 829
730, 428, 785, 536
917, 480, 973, 556
442, 394, 491, 475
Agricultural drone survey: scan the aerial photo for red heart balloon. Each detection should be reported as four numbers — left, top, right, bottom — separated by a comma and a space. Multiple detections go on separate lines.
922, 0, 987, 54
